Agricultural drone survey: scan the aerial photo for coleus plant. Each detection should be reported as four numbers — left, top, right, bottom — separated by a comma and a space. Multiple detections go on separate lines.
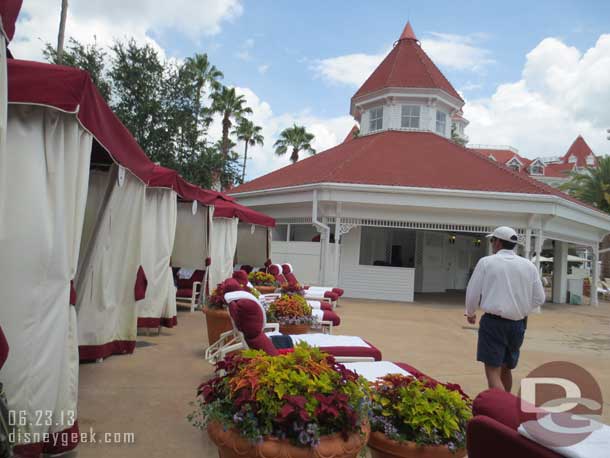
189, 344, 370, 447
267, 294, 316, 325
248, 271, 277, 287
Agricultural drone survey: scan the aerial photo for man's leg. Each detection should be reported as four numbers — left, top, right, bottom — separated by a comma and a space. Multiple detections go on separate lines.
484, 365, 505, 390
501, 365, 513, 392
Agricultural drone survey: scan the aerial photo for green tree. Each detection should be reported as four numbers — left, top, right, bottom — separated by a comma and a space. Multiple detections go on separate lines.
43, 37, 111, 100
451, 123, 468, 147
560, 157, 610, 213
274, 124, 316, 163
233, 118, 264, 183
210, 86, 252, 161
184, 53, 223, 129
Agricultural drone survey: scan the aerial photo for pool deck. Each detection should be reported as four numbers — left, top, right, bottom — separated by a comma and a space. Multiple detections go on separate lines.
75, 294, 610, 457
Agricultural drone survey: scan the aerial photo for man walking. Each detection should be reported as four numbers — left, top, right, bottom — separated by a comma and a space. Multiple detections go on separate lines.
465, 226, 545, 392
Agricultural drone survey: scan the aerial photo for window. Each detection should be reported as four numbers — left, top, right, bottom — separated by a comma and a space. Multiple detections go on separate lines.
530, 164, 544, 175
289, 224, 319, 242
435, 111, 447, 135
359, 227, 416, 268
401, 105, 420, 128
272, 224, 288, 241
507, 158, 521, 172
586, 154, 595, 166
369, 106, 383, 132
568, 155, 577, 164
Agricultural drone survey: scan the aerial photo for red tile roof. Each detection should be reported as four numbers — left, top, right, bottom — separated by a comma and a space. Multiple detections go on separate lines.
471, 148, 523, 165
342, 125, 360, 143
543, 162, 575, 178
562, 135, 597, 168
231, 130, 597, 213
352, 22, 463, 102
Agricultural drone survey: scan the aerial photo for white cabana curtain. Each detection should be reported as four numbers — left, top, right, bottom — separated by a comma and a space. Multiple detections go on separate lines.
209, 217, 239, 290
76, 169, 146, 355
235, 223, 269, 266
172, 201, 208, 269
0, 34, 8, 236
138, 188, 177, 325
0, 105, 92, 441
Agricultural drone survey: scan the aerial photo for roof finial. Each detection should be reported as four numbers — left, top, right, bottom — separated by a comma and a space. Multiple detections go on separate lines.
399, 21, 417, 41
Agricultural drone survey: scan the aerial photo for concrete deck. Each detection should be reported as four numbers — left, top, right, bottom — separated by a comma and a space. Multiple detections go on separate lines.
76, 295, 610, 457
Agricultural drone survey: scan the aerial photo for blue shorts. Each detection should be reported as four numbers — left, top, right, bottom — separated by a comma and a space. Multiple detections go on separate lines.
477, 313, 526, 369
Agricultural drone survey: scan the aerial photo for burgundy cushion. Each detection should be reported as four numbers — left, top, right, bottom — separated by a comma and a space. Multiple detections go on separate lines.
245, 334, 280, 356
229, 299, 265, 339
176, 288, 193, 298
322, 310, 341, 326
134, 265, 148, 301
320, 302, 332, 311
324, 291, 339, 301
473, 389, 540, 431
276, 274, 287, 284
232, 270, 248, 285
281, 264, 291, 274
176, 269, 205, 289
0, 325, 8, 369
264, 259, 272, 267
320, 339, 382, 361
223, 278, 243, 293
285, 272, 299, 284
268, 264, 280, 276
332, 288, 344, 296
241, 265, 253, 274
467, 416, 561, 458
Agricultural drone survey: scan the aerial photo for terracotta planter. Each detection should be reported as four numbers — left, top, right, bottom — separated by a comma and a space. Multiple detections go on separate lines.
279, 323, 310, 335
207, 421, 368, 458
368, 432, 465, 458
254, 285, 276, 294
203, 307, 233, 345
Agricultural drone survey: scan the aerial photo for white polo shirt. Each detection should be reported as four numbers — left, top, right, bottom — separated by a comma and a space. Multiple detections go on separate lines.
465, 249, 546, 321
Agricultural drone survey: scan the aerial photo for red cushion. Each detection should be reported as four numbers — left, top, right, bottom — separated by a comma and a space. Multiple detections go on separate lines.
285, 272, 299, 284
246, 334, 280, 356
134, 265, 148, 301
332, 288, 344, 296
276, 274, 287, 284
240, 265, 253, 274
320, 302, 332, 311
473, 389, 540, 431
281, 264, 291, 274
324, 291, 339, 301
322, 310, 341, 326
0, 325, 8, 369
229, 299, 265, 339
320, 339, 382, 360
268, 264, 281, 276
232, 270, 248, 285
176, 269, 205, 289
176, 288, 193, 298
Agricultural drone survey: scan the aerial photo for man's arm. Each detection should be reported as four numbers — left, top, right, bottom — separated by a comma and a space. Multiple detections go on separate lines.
531, 266, 546, 308
465, 259, 485, 318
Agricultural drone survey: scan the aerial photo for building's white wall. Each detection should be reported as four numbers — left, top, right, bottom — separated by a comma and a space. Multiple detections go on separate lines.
339, 228, 415, 301
271, 241, 321, 285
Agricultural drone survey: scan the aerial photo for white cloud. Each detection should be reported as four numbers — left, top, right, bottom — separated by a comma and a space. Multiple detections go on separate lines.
11, 0, 243, 61
258, 64, 270, 74
207, 87, 354, 180
464, 34, 610, 158
312, 32, 491, 87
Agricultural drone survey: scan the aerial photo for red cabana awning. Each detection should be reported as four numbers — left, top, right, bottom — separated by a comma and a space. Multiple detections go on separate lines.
213, 199, 275, 227
0, 0, 22, 42
7, 58, 232, 206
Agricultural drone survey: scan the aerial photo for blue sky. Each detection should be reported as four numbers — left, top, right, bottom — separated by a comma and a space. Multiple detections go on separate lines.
12, 0, 610, 179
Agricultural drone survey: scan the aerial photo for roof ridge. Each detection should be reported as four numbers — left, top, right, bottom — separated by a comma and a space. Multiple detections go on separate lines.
387, 42, 403, 86
413, 42, 461, 101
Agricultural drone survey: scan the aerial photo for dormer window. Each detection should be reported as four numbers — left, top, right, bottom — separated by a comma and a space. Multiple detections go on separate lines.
568, 155, 577, 164
401, 105, 420, 129
530, 163, 544, 175
586, 154, 595, 166
507, 157, 521, 172
436, 111, 447, 135
369, 106, 383, 132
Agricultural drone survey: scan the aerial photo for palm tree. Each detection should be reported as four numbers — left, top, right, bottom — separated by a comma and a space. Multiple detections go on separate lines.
56, 0, 69, 64
210, 86, 253, 162
185, 53, 223, 127
233, 119, 264, 182
274, 124, 316, 163
560, 156, 610, 213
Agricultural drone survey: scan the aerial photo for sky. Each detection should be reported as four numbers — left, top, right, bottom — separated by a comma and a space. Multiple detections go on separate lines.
11, 0, 610, 180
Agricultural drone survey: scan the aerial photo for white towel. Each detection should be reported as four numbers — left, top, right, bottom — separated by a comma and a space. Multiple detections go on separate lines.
290, 333, 370, 348
518, 417, 610, 458
307, 300, 322, 309
311, 309, 324, 320
177, 268, 195, 279
342, 361, 411, 382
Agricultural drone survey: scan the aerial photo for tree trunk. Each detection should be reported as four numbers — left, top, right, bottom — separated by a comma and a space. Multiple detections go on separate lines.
57, 0, 69, 65
221, 115, 230, 158
290, 147, 299, 164
241, 141, 249, 183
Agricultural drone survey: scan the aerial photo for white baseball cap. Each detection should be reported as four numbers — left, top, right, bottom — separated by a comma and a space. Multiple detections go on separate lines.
486, 226, 518, 243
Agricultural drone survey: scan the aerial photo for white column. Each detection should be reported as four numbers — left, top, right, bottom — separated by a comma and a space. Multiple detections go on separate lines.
524, 228, 532, 260
334, 203, 342, 286
552, 241, 568, 304
534, 231, 543, 274
591, 244, 599, 306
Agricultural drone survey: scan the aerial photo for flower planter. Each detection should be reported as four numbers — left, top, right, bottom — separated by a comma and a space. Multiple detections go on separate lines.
279, 323, 310, 335
203, 307, 233, 345
368, 432, 465, 458
207, 421, 368, 458
254, 285, 276, 294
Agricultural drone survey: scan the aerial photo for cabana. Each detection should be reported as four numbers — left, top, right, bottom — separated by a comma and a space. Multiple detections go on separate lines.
0, 57, 222, 455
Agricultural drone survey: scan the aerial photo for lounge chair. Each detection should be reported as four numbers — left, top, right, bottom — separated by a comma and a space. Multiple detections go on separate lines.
205, 291, 381, 364
281, 263, 344, 307
173, 267, 205, 312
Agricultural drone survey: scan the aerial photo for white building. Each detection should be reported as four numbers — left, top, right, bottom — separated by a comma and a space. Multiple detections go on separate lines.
231, 22, 610, 305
